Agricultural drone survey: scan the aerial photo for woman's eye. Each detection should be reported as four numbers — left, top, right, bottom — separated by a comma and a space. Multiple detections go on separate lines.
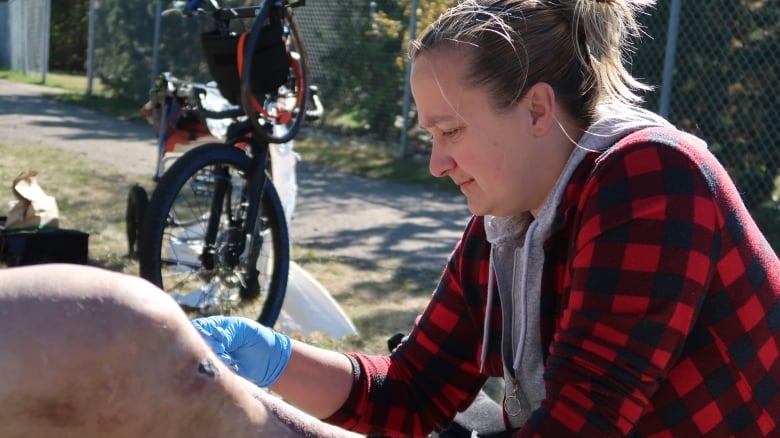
441, 128, 460, 138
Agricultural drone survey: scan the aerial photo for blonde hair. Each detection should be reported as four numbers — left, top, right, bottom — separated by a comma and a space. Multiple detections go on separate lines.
409, 0, 655, 123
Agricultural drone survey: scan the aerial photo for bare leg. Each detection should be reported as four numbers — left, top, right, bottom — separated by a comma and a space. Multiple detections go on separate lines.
0, 264, 361, 437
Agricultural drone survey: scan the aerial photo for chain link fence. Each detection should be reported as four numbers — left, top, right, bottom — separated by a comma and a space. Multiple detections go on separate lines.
2, 0, 779, 243
631, 0, 779, 212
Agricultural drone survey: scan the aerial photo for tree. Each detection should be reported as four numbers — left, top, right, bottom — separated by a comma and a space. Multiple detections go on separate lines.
318, 0, 404, 137
91, 0, 157, 100
50, 0, 89, 72
318, 0, 452, 138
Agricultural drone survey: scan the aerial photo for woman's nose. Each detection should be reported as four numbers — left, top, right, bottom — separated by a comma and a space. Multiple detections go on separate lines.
428, 141, 455, 178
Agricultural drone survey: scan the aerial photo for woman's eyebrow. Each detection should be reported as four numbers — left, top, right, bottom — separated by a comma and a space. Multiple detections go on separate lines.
419, 114, 459, 129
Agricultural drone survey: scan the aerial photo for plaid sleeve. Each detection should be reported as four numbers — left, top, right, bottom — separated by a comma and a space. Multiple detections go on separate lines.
519, 138, 722, 436
325, 216, 500, 437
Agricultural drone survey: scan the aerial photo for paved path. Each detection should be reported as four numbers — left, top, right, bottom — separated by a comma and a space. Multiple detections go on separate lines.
0, 79, 472, 273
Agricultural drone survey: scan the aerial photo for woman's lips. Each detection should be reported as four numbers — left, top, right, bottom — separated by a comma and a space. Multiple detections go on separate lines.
457, 178, 474, 192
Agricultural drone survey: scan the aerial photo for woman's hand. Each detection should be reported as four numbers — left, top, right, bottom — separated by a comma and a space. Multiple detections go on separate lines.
192, 316, 292, 387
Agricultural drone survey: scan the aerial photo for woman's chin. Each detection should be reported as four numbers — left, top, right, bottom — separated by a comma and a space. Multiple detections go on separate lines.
465, 199, 487, 216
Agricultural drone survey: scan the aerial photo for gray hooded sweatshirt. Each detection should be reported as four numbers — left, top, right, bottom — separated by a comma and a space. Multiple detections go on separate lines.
480, 104, 675, 428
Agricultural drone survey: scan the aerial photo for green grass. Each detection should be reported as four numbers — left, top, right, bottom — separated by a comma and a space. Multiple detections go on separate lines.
0, 69, 103, 93
0, 70, 145, 121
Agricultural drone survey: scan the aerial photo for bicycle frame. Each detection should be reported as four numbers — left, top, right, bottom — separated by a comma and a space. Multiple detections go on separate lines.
198, 134, 270, 296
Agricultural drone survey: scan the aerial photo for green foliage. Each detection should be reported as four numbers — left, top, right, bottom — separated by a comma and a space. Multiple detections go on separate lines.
315, 0, 452, 138
319, 0, 405, 138
673, 1, 778, 210
91, 0, 155, 101
151, 13, 214, 89
749, 200, 780, 254
633, 0, 779, 210
50, 0, 90, 72
92, 0, 214, 102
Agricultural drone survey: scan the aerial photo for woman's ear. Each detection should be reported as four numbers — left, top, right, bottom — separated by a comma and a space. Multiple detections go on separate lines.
525, 82, 556, 136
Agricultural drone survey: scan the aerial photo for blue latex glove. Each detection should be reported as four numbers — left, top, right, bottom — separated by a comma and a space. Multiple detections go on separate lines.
192, 316, 292, 387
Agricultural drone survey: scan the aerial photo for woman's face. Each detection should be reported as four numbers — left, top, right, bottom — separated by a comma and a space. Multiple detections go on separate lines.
411, 48, 568, 217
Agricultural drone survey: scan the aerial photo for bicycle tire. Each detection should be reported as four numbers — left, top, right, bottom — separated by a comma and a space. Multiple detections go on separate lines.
126, 184, 149, 259
242, 6, 310, 144
138, 143, 289, 326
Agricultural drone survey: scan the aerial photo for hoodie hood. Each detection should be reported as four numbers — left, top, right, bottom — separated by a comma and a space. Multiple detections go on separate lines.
480, 104, 674, 427
484, 103, 673, 243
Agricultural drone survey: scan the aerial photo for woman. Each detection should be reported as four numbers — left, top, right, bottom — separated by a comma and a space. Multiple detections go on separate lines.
196, 0, 780, 436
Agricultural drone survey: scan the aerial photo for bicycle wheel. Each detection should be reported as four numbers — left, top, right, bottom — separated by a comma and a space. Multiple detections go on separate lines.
138, 143, 289, 326
240, 5, 310, 144
126, 184, 149, 259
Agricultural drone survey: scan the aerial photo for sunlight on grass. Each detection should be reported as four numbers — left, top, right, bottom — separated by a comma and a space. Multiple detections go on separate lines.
1, 69, 105, 94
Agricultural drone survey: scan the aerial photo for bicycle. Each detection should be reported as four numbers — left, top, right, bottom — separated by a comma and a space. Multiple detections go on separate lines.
135, 0, 312, 326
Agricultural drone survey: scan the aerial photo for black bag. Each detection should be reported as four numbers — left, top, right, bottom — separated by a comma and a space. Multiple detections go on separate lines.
0, 219, 89, 267
201, 8, 290, 105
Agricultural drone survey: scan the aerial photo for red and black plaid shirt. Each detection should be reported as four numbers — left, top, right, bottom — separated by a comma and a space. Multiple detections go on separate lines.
326, 127, 780, 437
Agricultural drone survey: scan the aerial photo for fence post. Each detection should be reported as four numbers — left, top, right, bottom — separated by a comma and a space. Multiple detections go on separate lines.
86, 0, 96, 95
658, 0, 681, 118
398, 0, 418, 158
151, 0, 162, 90
41, 0, 50, 83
